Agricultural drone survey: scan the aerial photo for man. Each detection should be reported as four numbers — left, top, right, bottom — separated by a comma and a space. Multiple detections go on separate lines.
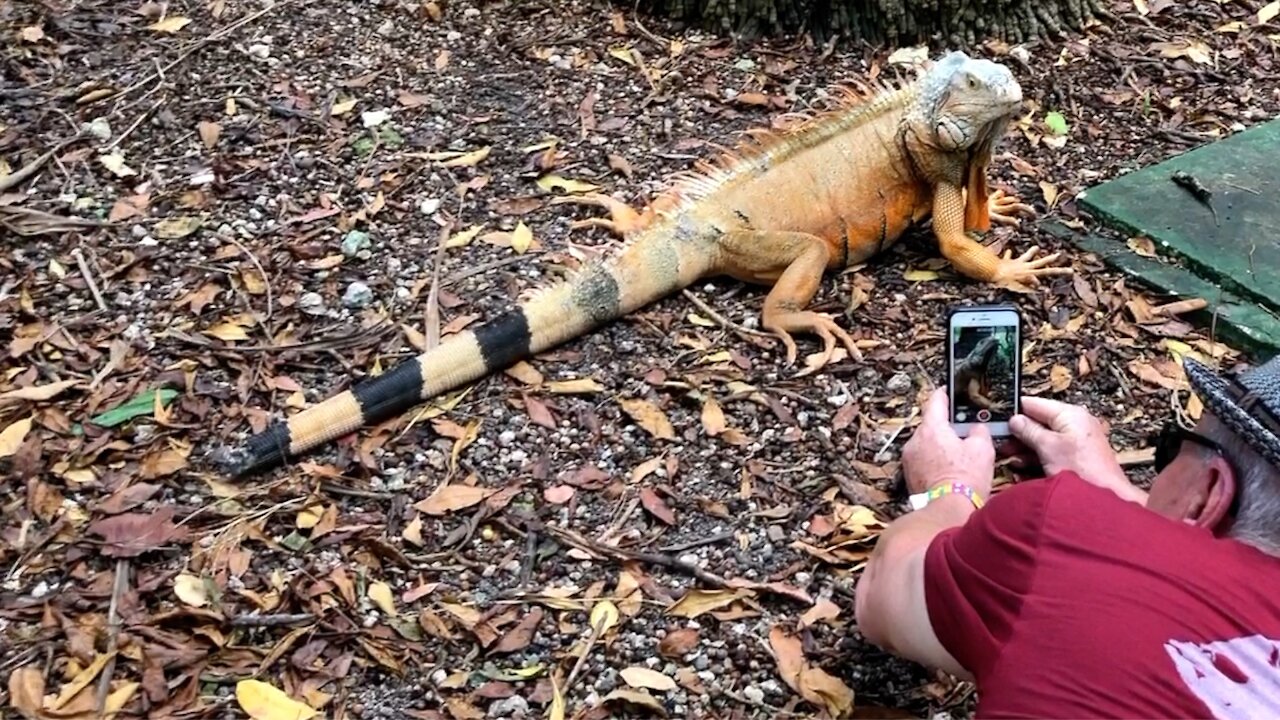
855, 355, 1280, 718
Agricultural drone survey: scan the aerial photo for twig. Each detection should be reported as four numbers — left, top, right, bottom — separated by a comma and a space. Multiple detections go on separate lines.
95, 559, 129, 715
874, 407, 920, 462
425, 222, 454, 350
658, 531, 734, 554
219, 232, 274, 325
227, 613, 315, 628
104, 97, 165, 151
681, 289, 776, 341
442, 254, 537, 286
1152, 298, 1207, 317
562, 608, 610, 698
106, 1, 295, 103
0, 133, 88, 193
318, 482, 392, 500
72, 248, 109, 312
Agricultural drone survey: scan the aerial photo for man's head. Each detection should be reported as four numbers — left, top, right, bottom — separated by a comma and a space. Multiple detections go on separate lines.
1147, 355, 1280, 554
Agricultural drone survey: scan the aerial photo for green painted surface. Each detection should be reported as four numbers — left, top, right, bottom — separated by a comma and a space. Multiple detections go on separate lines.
1043, 221, 1280, 360
1076, 119, 1280, 311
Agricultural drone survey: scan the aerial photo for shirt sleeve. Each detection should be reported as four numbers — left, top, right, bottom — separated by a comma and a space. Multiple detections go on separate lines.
923, 474, 1064, 679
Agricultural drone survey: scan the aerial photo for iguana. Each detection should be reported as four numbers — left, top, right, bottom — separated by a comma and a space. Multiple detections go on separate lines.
224, 50, 1070, 476
954, 335, 1007, 412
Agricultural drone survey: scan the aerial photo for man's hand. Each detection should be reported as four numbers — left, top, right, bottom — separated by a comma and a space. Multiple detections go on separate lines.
903, 388, 995, 499
1008, 397, 1147, 504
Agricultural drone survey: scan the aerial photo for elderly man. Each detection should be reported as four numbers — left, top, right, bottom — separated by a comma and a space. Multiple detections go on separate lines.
855, 355, 1280, 718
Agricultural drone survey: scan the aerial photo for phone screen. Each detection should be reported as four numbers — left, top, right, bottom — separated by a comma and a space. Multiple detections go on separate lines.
949, 308, 1020, 438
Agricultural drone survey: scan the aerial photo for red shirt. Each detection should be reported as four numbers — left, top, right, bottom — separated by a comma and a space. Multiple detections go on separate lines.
924, 471, 1280, 719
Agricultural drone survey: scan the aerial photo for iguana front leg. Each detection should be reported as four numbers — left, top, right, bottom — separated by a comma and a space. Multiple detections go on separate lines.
965, 377, 1007, 412
717, 230, 862, 373
934, 183, 1069, 285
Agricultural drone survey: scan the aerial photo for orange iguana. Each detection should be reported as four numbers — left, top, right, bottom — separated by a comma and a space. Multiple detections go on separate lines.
224, 50, 1070, 476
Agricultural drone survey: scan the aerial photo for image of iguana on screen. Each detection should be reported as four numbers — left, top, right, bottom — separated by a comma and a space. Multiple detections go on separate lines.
950, 325, 1017, 424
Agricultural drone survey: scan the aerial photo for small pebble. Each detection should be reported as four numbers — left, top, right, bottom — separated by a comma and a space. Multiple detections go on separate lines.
299, 291, 326, 315
342, 230, 371, 258
742, 686, 765, 704
343, 282, 373, 308
887, 372, 913, 394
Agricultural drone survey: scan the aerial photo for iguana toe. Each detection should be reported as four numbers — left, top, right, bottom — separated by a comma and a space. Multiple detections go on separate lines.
764, 310, 861, 376
993, 245, 1073, 285
988, 189, 1036, 227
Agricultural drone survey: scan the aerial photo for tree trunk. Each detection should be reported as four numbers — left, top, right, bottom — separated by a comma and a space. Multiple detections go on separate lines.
637, 0, 1112, 46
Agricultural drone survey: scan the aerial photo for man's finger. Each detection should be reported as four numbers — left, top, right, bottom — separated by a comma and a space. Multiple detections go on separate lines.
1018, 396, 1076, 428
921, 386, 950, 426
1009, 413, 1053, 453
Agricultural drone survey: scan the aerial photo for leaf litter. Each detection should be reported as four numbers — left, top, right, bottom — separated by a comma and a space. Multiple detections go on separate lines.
0, 0, 1272, 718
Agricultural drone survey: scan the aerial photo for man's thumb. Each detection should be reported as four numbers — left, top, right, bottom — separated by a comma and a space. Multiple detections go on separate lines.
1009, 414, 1049, 450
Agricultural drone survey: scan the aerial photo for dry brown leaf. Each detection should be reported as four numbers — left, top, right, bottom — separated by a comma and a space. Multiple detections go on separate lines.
544, 485, 575, 505
413, 483, 495, 515
491, 607, 544, 654
197, 121, 221, 149
523, 393, 556, 429
1049, 364, 1072, 392
658, 627, 700, 657
546, 378, 604, 394
86, 506, 189, 557
701, 396, 726, 436
440, 146, 490, 167
631, 456, 663, 483
620, 667, 677, 692
149, 15, 191, 32
619, 397, 675, 439
0, 380, 79, 403
8, 665, 44, 717
1127, 236, 1158, 257
0, 416, 34, 457
640, 487, 676, 525
769, 625, 854, 717
505, 361, 543, 385
798, 598, 842, 629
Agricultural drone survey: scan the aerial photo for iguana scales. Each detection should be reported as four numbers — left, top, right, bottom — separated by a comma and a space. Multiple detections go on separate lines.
955, 335, 1007, 412
225, 50, 1070, 476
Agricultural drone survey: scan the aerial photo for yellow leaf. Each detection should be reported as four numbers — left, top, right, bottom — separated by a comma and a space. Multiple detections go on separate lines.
149, 15, 191, 33
235, 679, 319, 720
620, 666, 677, 692
618, 397, 675, 440
1127, 236, 1158, 258
521, 139, 559, 153
589, 599, 620, 634
7, 666, 44, 716
0, 416, 34, 458
413, 483, 495, 515
99, 153, 137, 177
48, 652, 112, 710
369, 581, 397, 615
402, 515, 424, 546
206, 322, 250, 342
687, 312, 716, 328
667, 589, 746, 618
197, 121, 221, 149
546, 378, 604, 394
154, 216, 203, 239
510, 221, 533, 254
331, 98, 357, 116
445, 224, 484, 248
549, 674, 566, 720
440, 146, 490, 167
174, 574, 209, 607
295, 504, 323, 529
1132, 0, 1149, 15
608, 46, 637, 65
536, 174, 600, 194
1260, 1, 1279, 24
504, 361, 544, 386
903, 268, 940, 282
1049, 364, 1072, 392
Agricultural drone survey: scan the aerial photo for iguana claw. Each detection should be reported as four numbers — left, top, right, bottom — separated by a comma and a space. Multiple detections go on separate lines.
988, 189, 1036, 227
764, 310, 864, 376
993, 245, 1073, 286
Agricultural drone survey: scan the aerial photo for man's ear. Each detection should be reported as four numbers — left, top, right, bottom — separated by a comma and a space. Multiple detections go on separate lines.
1191, 456, 1237, 531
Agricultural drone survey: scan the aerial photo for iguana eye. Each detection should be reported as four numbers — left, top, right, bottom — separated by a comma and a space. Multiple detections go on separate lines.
966, 74, 978, 89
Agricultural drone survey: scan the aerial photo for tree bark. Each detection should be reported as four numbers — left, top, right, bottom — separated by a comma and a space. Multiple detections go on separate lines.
637, 0, 1112, 46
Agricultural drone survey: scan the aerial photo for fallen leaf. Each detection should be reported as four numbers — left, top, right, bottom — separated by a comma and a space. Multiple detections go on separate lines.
0, 416, 34, 457
505, 361, 543, 385
903, 268, 939, 282
619, 397, 675, 439
546, 378, 604, 394
544, 485, 575, 504
0, 379, 79, 403
604, 688, 667, 716
640, 487, 676, 525
445, 224, 485, 248
368, 581, 396, 615
1261, 1, 1280, 24
413, 484, 495, 515
1050, 364, 1072, 392
197, 121, 221, 149
206, 321, 250, 342
1127, 236, 1158, 257
1044, 111, 1069, 136
20, 26, 45, 43
154, 216, 203, 239
90, 388, 179, 427
887, 45, 929, 65
99, 153, 137, 177
769, 626, 854, 718
658, 627, 699, 656
620, 667, 677, 692
701, 396, 726, 436
86, 506, 189, 557
510, 221, 533, 254
589, 599, 620, 634
48, 652, 113, 710
798, 598, 841, 629
667, 589, 745, 618
330, 98, 357, 116
7, 665, 44, 717
149, 15, 191, 32
174, 574, 209, 607
535, 174, 600, 194
235, 679, 318, 720
441, 146, 490, 167
492, 607, 544, 654
1152, 38, 1212, 65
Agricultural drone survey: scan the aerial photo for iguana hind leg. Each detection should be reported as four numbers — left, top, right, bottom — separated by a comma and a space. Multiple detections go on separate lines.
717, 230, 862, 374
552, 193, 655, 237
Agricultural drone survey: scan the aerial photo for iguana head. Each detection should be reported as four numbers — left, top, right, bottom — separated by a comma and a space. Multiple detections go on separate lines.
969, 335, 1000, 366
916, 51, 1023, 153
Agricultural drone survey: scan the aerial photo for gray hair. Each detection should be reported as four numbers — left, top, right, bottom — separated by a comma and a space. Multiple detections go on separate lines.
1203, 417, 1280, 555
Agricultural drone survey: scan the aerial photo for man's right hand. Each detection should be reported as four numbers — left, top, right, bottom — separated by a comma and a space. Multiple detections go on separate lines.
1009, 397, 1148, 504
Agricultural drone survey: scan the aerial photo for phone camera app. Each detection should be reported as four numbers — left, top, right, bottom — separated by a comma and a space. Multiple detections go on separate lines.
951, 325, 1016, 424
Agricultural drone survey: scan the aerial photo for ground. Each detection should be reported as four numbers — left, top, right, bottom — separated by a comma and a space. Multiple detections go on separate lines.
1, 0, 1277, 718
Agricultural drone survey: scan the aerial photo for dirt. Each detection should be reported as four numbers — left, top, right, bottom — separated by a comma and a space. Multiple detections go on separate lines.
1, 0, 1276, 718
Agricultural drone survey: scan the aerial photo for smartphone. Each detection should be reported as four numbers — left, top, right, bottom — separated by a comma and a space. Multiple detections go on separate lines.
947, 304, 1021, 438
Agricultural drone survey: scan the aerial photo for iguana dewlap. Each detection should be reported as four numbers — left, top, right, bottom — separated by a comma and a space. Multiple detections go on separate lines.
225, 50, 1069, 476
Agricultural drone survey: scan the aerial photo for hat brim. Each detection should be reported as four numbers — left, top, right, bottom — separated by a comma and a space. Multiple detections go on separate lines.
1185, 356, 1280, 468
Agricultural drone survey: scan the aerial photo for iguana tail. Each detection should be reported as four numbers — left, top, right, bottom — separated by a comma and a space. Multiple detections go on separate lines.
225, 220, 719, 476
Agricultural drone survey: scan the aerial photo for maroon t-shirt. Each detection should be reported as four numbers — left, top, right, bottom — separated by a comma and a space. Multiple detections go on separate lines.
924, 471, 1280, 719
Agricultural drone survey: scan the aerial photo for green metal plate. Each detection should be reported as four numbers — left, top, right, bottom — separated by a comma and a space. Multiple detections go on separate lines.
1076, 118, 1280, 311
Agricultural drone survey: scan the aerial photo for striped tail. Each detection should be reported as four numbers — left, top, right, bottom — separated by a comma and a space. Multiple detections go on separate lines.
224, 222, 718, 476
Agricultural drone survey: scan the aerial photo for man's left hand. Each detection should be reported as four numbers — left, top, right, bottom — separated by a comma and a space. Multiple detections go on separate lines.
903, 387, 996, 499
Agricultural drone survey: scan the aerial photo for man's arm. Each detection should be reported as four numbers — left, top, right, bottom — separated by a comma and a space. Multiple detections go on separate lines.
855, 494, 975, 679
